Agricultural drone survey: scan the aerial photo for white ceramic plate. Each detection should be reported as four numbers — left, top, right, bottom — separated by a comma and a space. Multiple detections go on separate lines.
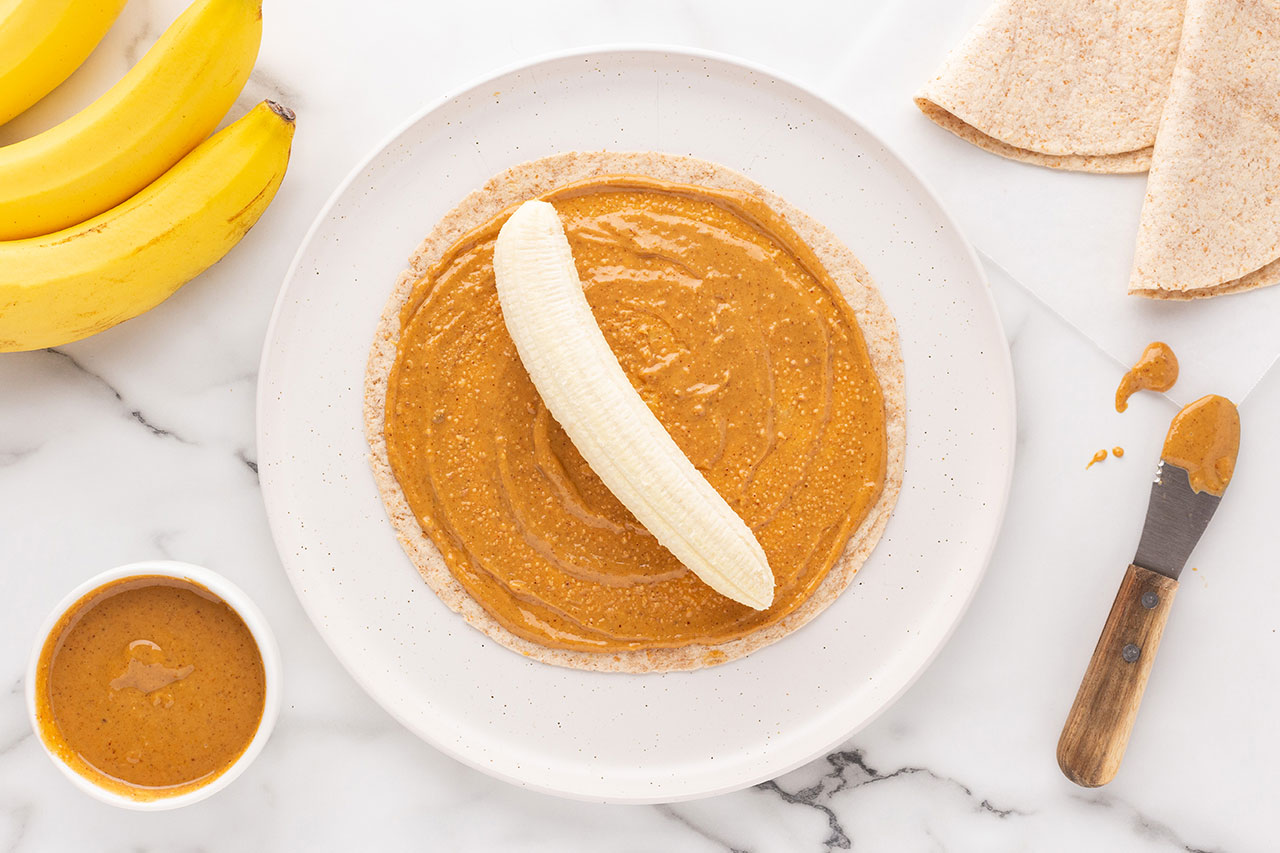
258, 47, 1015, 803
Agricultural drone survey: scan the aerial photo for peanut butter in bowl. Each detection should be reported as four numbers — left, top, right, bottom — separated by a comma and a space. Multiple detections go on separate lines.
26, 561, 281, 809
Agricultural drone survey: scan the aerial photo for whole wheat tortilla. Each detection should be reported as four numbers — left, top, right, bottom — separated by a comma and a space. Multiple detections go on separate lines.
364, 151, 905, 672
916, 0, 1186, 173
1129, 0, 1280, 299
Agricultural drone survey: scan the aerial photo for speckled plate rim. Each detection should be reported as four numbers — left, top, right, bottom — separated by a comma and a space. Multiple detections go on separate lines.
257, 44, 1016, 803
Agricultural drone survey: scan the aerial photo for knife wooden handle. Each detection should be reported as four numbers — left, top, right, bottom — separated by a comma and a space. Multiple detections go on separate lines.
1057, 563, 1178, 787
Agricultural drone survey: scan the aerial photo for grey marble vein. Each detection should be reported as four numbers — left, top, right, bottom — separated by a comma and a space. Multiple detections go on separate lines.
0, 732, 30, 764
122, 0, 159, 67
240, 70, 304, 113
756, 779, 849, 851
1074, 794, 1225, 853
236, 449, 260, 479
149, 530, 178, 560
44, 349, 192, 445
128, 408, 189, 443
921, 826, 947, 853
0, 445, 42, 468
757, 748, 1029, 851
0, 677, 34, 762
826, 749, 1026, 817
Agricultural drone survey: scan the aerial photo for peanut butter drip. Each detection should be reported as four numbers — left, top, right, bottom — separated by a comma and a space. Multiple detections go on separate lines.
1116, 341, 1178, 412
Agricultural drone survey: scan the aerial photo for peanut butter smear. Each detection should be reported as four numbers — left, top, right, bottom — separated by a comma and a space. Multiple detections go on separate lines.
1116, 341, 1178, 412
385, 175, 888, 652
1161, 394, 1239, 496
35, 577, 265, 800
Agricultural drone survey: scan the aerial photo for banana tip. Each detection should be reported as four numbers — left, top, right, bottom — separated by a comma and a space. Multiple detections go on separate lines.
267, 101, 296, 123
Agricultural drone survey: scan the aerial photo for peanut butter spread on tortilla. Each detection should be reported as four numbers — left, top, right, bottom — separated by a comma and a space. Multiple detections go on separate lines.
384, 175, 888, 652
1162, 394, 1239, 496
1116, 341, 1178, 412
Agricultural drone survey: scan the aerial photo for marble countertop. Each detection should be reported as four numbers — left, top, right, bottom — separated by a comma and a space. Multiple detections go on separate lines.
2, 1, 1277, 850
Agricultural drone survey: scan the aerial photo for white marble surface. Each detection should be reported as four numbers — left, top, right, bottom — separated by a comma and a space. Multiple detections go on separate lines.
1, 1, 1277, 850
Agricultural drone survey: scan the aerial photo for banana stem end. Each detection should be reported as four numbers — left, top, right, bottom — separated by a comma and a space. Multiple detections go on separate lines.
266, 101, 296, 123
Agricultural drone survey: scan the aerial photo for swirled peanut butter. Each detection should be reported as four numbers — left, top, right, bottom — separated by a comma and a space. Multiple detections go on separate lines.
385, 176, 887, 652
1116, 342, 1178, 412
1162, 394, 1239, 495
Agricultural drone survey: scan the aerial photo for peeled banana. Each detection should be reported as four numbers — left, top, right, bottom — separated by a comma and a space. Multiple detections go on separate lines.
0, 0, 129, 127
0, 101, 294, 352
0, 0, 261, 240
493, 200, 776, 610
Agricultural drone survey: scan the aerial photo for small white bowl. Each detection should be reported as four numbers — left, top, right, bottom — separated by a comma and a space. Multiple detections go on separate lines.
26, 560, 282, 810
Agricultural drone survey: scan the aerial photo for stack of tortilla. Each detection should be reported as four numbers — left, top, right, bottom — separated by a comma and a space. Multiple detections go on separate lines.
918, 0, 1280, 300
915, 0, 1186, 173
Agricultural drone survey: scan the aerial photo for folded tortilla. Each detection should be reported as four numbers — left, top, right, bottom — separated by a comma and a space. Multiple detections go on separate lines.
916, 0, 1185, 173
1129, 0, 1280, 299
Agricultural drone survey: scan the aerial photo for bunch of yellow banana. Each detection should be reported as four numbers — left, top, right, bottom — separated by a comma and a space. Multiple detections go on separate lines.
0, 101, 295, 351
0, 0, 294, 352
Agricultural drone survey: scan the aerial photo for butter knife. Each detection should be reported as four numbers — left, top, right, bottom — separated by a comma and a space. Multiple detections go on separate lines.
1057, 395, 1239, 788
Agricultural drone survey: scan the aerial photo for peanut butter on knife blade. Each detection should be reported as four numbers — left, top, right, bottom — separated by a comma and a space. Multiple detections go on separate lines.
1161, 394, 1239, 495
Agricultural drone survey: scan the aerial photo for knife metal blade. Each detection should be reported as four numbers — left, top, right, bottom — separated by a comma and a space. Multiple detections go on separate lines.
1132, 460, 1223, 580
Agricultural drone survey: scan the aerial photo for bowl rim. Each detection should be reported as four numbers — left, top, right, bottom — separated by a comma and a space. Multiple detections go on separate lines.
25, 559, 282, 811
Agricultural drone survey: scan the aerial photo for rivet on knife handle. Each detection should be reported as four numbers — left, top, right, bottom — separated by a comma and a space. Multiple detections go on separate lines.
1057, 564, 1178, 787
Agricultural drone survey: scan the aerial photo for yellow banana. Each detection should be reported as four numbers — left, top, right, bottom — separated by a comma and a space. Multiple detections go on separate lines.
0, 101, 294, 352
0, 0, 261, 240
0, 0, 129, 126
